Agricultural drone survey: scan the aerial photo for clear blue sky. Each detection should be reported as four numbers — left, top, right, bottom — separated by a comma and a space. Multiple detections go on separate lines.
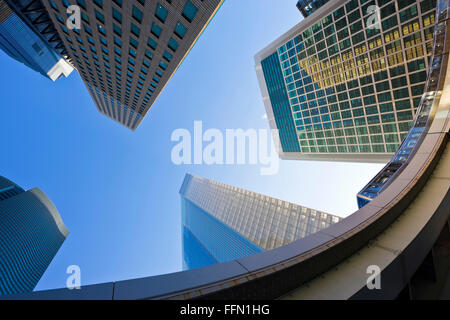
0, 0, 384, 291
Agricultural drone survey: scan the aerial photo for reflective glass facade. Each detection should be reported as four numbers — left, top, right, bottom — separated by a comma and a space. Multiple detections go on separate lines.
0, 176, 69, 295
256, 0, 437, 162
261, 52, 301, 152
180, 174, 341, 270
182, 225, 218, 270
181, 198, 263, 270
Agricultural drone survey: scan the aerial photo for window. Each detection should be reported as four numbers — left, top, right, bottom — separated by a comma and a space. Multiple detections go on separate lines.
50, 1, 58, 10
408, 58, 425, 72
398, 0, 416, 10
148, 37, 157, 50
132, 5, 143, 23
77, 0, 86, 9
350, 21, 363, 36
155, 3, 168, 23
391, 76, 407, 88
394, 88, 409, 99
397, 110, 413, 121
336, 17, 347, 31
81, 12, 89, 24
151, 23, 162, 38
112, 8, 122, 23
348, 9, 360, 24
174, 22, 187, 39
163, 50, 172, 62
131, 23, 141, 37
400, 4, 418, 22
376, 81, 390, 92
98, 24, 106, 35
130, 37, 138, 49
182, 1, 198, 23
411, 83, 425, 96
114, 36, 122, 47
113, 24, 122, 36
409, 71, 427, 84
159, 61, 168, 70
421, 0, 436, 12
168, 38, 178, 52
94, 0, 102, 8
346, 0, 358, 13
352, 31, 365, 45
140, 53, 151, 64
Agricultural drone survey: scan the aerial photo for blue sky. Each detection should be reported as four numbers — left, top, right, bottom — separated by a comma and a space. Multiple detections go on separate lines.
0, 0, 384, 291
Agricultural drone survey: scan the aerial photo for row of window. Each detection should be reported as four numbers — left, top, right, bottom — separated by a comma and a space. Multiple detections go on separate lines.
279, 11, 434, 83
289, 0, 436, 46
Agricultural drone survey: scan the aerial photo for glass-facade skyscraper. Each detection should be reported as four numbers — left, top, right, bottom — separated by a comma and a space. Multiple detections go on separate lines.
0, 176, 69, 296
256, 0, 437, 163
0, 0, 73, 81
180, 174, 341, 270
41, 0, 224, 130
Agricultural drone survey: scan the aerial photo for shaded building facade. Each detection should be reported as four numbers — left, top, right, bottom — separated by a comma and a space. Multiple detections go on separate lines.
256, 0, 437, 162
180, 174, 341, 270
0, 176, 69, 295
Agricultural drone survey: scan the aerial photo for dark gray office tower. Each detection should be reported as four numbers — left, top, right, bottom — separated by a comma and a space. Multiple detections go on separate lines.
41, 0, 224, 130
0, 176, 69, 296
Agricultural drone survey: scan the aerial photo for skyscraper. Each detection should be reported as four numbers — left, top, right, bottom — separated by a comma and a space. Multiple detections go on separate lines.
256, 0, 437, 162
297, 0, 331, 17
0, 0, 73, 81
0, 176, 69, 296
180, 174, 341, 270
41, 0, 224, 130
